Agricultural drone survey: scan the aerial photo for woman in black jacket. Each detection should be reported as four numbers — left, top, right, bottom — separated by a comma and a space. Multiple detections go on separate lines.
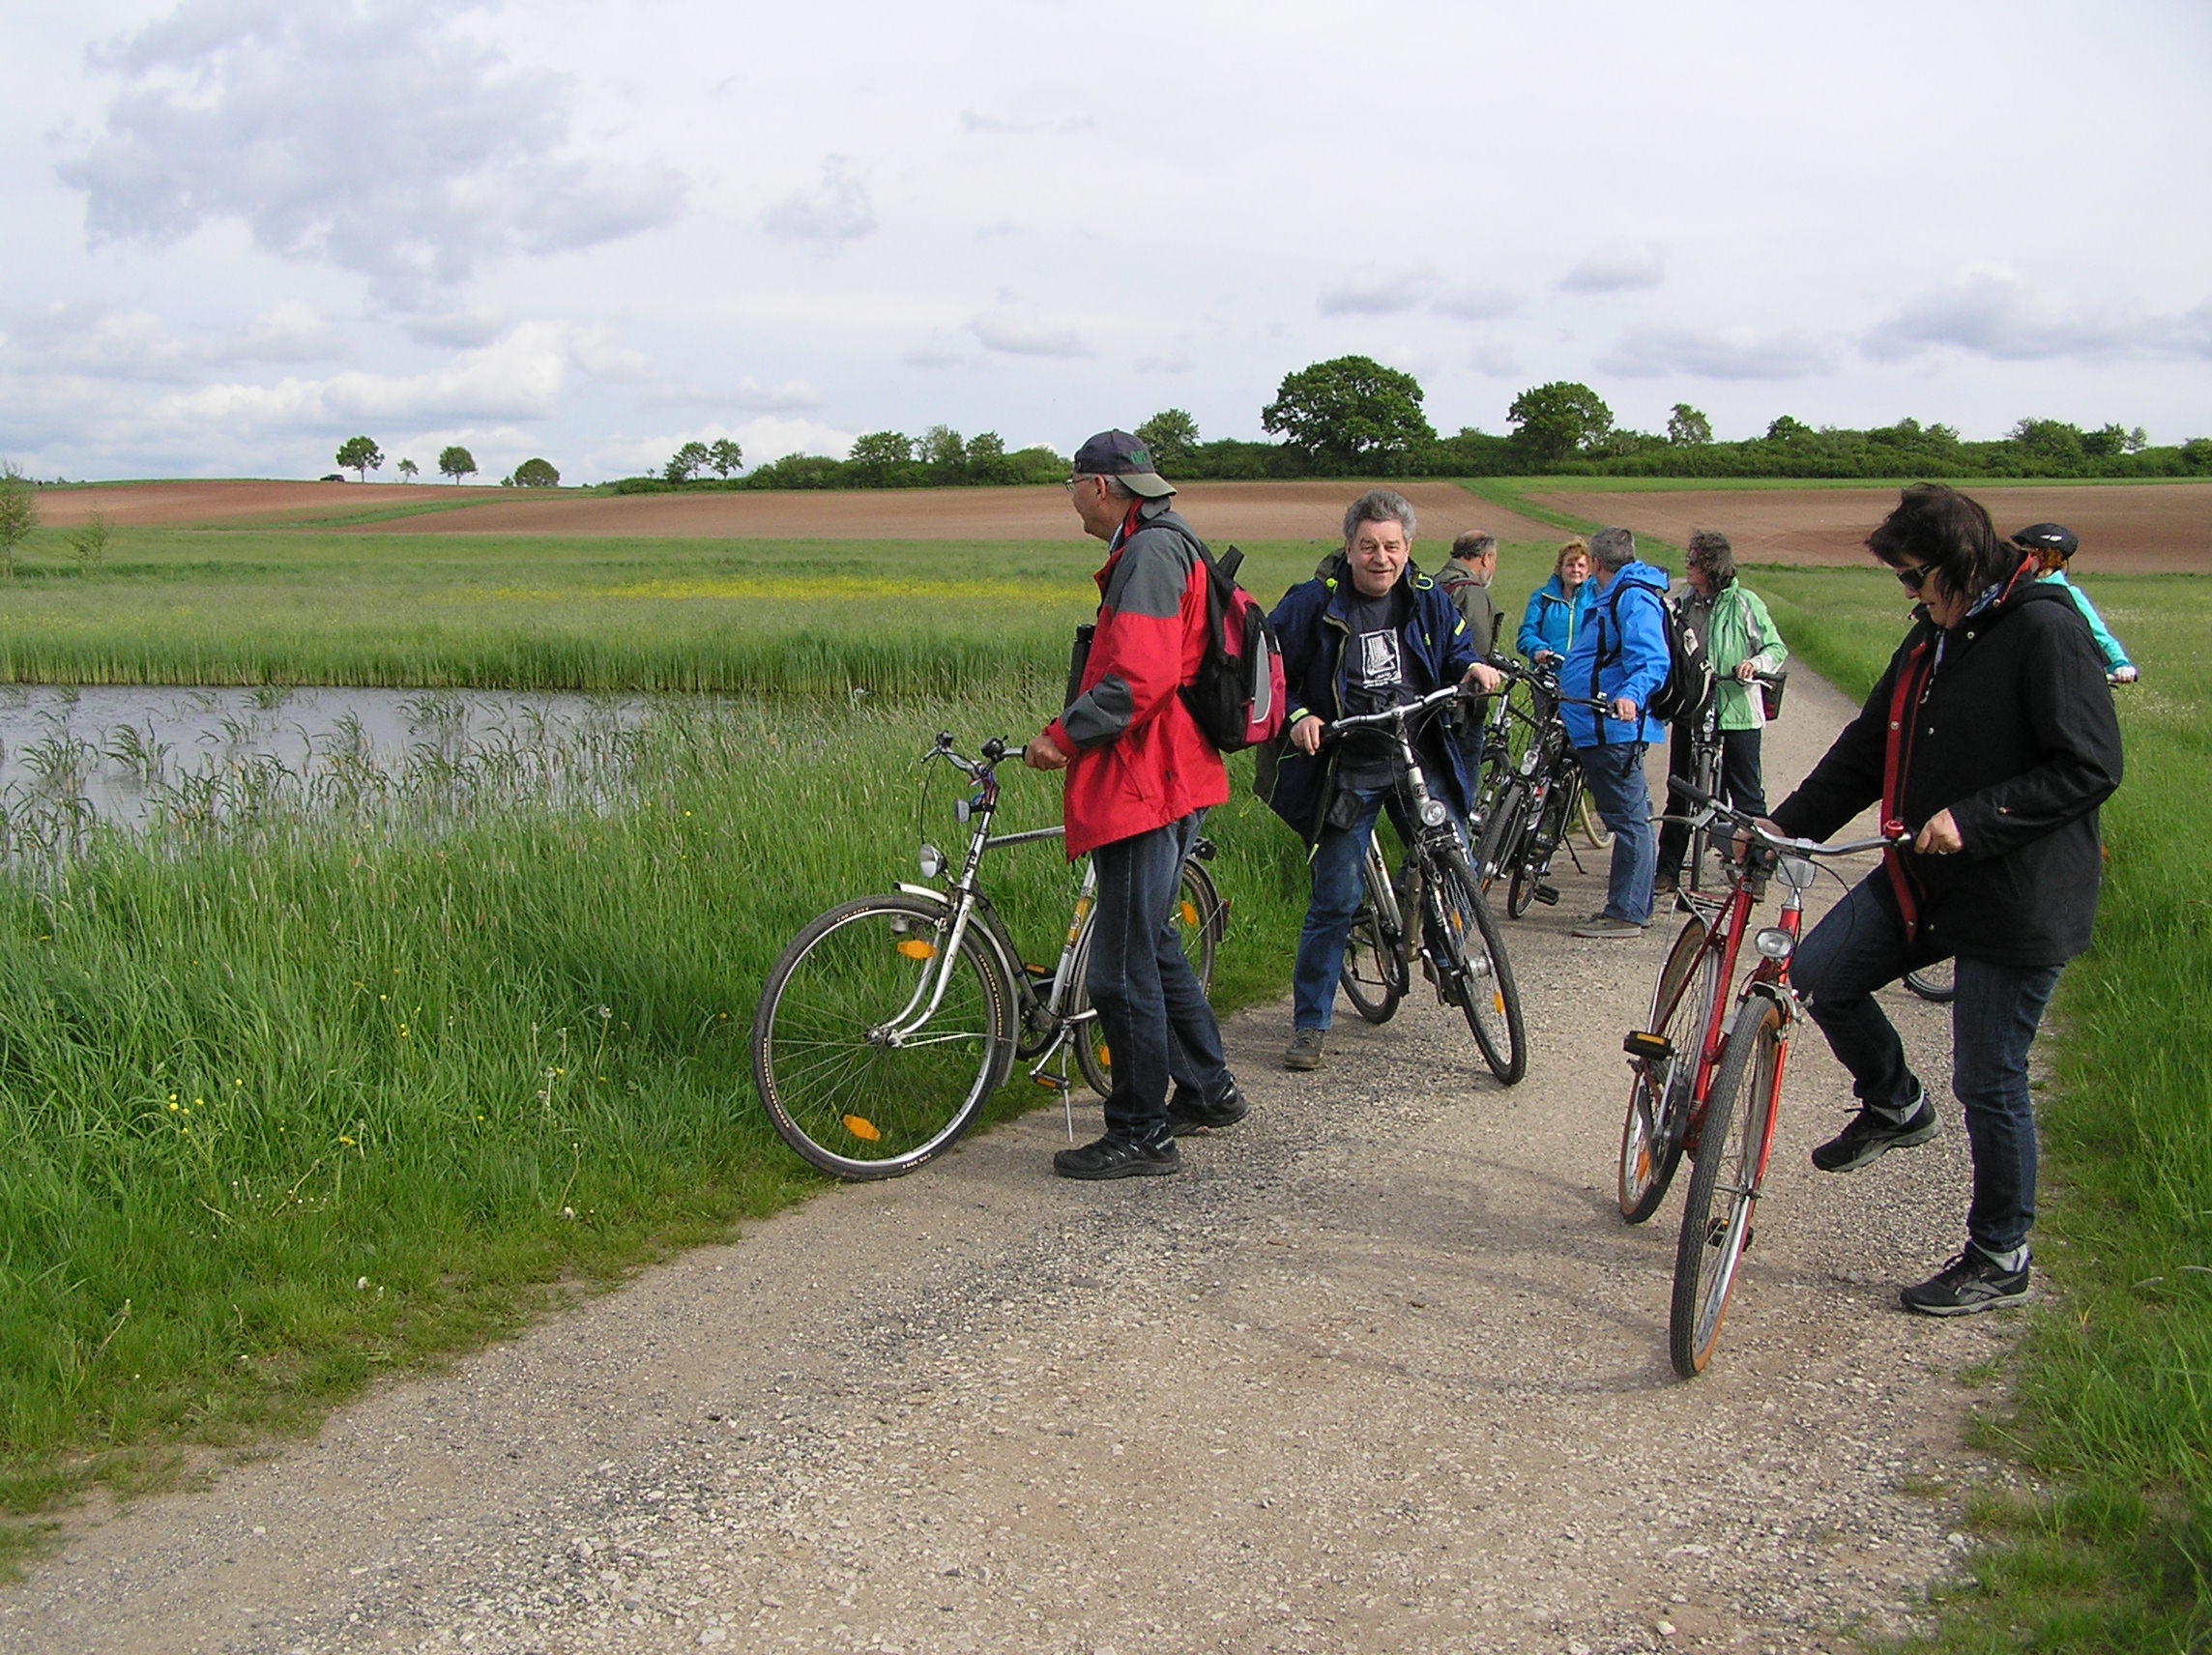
1769, 484, 2122, 1317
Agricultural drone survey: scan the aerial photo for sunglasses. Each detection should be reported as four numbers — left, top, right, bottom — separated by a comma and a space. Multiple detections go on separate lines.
1893, 562, 1936, 592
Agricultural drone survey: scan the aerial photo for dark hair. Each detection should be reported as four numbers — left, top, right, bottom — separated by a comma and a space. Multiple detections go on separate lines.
1866, 483, 2016, 600
1686, 529, 1735, 589
1451, 531, 1497, 560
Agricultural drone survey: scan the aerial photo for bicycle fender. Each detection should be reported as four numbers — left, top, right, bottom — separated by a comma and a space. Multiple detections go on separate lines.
892, 885, 1023, 995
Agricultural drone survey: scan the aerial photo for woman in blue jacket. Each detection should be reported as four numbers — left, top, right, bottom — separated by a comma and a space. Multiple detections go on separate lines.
1517, 538, 1597, 666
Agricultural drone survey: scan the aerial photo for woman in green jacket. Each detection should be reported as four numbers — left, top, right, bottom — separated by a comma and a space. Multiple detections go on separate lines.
1654, 530, 1789, 895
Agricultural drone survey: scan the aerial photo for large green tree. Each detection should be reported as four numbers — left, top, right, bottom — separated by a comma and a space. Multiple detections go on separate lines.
511, 457, 560, 487
846, 431, 911, 483
335, 435, 383, 481
1666, 403, 1712, 447
1263, 357, 1434, 472
437, 445, 478, 484
1505, 382, 1613, 466
1135, 409, 1200, 473
663, 442, 710, 483
707, 438, 744, 478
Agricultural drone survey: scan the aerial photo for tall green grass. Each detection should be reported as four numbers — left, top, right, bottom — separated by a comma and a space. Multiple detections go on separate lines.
1757, 564, 2211, 1652
0, 679, 1309, 1562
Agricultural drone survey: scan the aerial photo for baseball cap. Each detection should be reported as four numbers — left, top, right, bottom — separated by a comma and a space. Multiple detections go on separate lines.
1070, 430, 1175, 497
2012, 522, 2078, 560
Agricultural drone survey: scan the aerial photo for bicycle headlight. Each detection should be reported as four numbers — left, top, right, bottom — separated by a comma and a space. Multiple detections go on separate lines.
1753, 927, 1795, 962
917, 843, 946, 879
1419, 798, 1449, 828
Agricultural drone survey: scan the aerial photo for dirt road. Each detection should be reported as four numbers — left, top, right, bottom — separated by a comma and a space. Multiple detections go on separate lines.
2, 671, 2023, 1655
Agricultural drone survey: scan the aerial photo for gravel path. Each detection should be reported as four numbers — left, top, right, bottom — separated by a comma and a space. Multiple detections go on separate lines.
3, 670, 2026, 1655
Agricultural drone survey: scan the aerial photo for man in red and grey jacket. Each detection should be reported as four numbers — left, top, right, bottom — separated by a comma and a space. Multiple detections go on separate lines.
1023, 430, 1246, 1179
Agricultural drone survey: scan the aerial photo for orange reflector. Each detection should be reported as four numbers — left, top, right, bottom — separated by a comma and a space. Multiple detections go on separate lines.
895, 940, 936, 960
1093, 1044, 1111, 1064
1492, 992, 1506, 1016
1179, 900, 1199, 926
841, 1114, 882, 1142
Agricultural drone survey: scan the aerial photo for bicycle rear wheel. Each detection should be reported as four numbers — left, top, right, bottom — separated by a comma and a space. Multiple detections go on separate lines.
1339, 839, 1409, 1025
1668, 996, 1783, 1379
1620, 915, 1722, 1223
1475, 779, 1529, 893
1071, 856, 1225, 1098
1432, 847, 1527, 1085
1904, 960, 1956, 1002
752, 895, 1013, 1179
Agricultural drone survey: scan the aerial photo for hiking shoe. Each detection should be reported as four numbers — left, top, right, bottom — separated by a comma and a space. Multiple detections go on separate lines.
1053, 1134, 1181, 1180
1283, 1028, 1325, 1071
1901, 1249, 2030, 1317
1166, 1078, 1249, 1136
1811, 1092, 1939, 1173
1572, 913, 1644, 940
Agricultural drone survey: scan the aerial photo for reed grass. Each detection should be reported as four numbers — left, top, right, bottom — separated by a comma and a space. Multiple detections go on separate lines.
1756, 564, 2210, 1652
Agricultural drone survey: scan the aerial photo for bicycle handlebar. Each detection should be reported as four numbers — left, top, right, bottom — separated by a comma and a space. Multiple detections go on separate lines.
1666, 777, 1905, 858
927, 732, 1009, 779
1487, 655, 1611, 713
1319, 682, 1472, 739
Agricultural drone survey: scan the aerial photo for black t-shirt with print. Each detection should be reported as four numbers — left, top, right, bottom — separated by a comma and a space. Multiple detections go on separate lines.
1337, 589, 1415, 792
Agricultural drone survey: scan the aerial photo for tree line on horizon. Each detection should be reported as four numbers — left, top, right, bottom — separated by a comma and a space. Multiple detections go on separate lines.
316, 356, 2212, 497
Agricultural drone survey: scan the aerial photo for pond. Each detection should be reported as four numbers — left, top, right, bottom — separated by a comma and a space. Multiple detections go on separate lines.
0, 685, 651, 844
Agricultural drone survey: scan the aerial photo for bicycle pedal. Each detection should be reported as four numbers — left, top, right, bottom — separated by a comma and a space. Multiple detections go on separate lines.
1532, 884, 1560, 906
1624, 1030, 1673, 1061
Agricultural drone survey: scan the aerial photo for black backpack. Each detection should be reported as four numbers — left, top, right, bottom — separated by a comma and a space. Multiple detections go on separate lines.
1600, 580, 1713, 725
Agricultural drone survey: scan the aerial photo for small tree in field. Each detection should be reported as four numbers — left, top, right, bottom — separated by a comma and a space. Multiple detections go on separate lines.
511, 457, 560, 487
438, 445, 478, 483
1667, 403, 1713, 447
397, 458, 420, 482
707, 439, 743, 478
663, 442, 711, 483
1135, 409, 1200, 473
69, 509, 112, 571
335, 435, 383, 481
0, 462, 39, 579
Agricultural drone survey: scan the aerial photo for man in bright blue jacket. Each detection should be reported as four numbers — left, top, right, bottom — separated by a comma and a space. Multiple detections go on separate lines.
1560, 526, 1669, 938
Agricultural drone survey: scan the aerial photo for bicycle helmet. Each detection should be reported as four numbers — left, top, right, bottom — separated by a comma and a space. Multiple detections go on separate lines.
2012, 522, 2078, 561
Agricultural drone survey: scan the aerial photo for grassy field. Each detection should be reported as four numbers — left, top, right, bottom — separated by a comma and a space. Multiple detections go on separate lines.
1757, 564, 2210, 1653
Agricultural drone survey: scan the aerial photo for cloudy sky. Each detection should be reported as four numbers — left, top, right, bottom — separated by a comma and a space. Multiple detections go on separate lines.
3, 0, 2208, 482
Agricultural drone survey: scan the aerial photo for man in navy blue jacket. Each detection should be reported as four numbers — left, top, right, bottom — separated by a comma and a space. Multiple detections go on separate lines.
1560, 526, 1670, 938
1261, 489, 1500, 1070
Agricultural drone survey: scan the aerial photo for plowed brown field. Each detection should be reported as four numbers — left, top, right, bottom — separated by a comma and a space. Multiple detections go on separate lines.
1532, 482, 2212, 572
35, 479, 1557, 546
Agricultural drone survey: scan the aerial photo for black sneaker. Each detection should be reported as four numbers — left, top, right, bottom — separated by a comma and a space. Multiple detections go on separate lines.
1901, 1249, 2030, 1317
1166, 1079, 1249, 1136
1053, 1134, 1181, 1180
1810, 1091, 1939, 1173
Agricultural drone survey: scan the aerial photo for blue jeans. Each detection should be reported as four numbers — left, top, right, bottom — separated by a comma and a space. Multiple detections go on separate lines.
1086, 810, 1232, 1145
1793, 876, 2061, 1256
1573, 742, 1656, 925
1292, 788, 1439, 1031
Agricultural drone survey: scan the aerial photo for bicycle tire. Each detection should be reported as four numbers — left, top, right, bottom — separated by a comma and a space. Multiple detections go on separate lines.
1668, 997, 1783, 1379
1904, 960, 1956, 1003
1508, 783, 1573, 919
752, 894, 1013, 1179
1070, 857, 1225, 1098
1432, 847, 1527, 1085
1475, 779, 1529, 892
1619, 916, 1722, 1223
1339, 840, 1409, 1025
1506, 855, 1537, 920
1575, 782, 1613, 849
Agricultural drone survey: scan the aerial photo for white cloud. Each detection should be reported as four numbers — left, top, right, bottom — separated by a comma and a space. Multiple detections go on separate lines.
3, 302, 200, 381
1468, 342, 1521, 378
970, 299, 1091, 359
57, 0, 684, 304
226, 303, 344, 363
1600, 323, 1837, 380
406, 308, 512, 349
1863, 270, 2212, 363
1558, 243, 1665, 294
1432, 286, 1521, 323
958, 109, 1094, 137
760, 158, 877, 248
1318, 269, 1437, 317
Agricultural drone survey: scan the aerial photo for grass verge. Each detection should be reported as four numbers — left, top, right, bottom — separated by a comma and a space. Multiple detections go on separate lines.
1756, 563, 2210, 1652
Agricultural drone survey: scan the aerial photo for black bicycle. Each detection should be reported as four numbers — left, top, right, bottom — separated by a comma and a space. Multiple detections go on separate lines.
1321, 684, 1526, 1084
1473, 663, 1612, 918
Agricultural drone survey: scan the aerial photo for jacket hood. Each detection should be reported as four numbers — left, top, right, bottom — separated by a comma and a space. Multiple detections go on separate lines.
1602, 561, 1669, 599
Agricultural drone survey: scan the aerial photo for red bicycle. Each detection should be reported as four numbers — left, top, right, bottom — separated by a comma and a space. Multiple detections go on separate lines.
1617, 779, 1904, 1378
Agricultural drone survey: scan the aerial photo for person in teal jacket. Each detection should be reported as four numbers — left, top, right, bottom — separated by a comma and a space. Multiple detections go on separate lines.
2012, 523, 2137, 682
1655, 530, 1790, 893
1516, 538, 1597, 666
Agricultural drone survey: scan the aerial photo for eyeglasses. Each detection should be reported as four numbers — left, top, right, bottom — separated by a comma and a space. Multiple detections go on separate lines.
1893, 562, 1936, 592
1062, 475, 1092, 495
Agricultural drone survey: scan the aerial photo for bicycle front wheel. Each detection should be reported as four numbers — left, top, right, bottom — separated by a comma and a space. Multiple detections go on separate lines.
1575, 781, 1614, 849
1620, 915, 1723, 1224
1432, 848, 1527, 1085
1340, 839, 1409, 1024
752, 895, 1013, 1178
1904, 960, 1956, 1002
1668, 996, 1784, 1379
1071, 856, 1226, 1097
1475, 779, 1529, 893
